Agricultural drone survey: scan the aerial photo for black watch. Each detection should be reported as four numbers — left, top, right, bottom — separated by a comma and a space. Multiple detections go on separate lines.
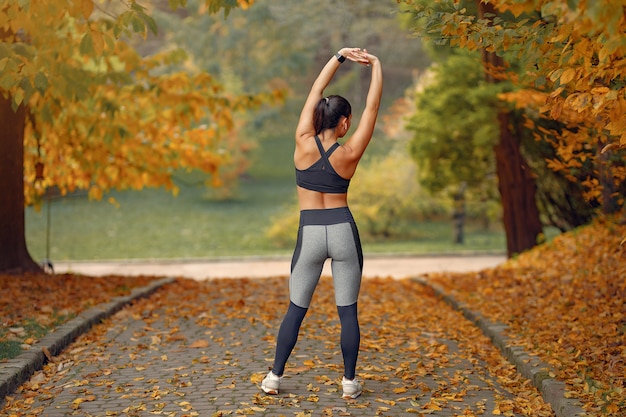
335, 52, 346, 63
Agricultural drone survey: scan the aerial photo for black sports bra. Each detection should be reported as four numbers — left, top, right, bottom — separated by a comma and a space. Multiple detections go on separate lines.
295, 136, 350, 194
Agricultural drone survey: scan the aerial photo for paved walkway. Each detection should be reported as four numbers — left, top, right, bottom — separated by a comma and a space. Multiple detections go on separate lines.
2, 255, 583, 416
53, 254, 507, 280
1, 276, 553, 417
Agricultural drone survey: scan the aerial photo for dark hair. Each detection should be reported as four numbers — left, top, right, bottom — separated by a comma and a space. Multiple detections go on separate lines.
313, 95, 351, 135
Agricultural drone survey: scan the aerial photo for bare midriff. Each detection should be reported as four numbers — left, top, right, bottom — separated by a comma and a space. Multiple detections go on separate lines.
297, 187, 348, 210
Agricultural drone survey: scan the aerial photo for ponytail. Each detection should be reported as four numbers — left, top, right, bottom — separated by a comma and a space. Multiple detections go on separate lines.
313, 95, 351, 135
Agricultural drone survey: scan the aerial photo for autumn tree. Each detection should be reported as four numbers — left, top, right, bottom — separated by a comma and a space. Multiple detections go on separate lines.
401, 0, 542, 256
402, 0, 626, 212
400, 0, 626, 255
0, 0, 282, 273
407, 45, 595, 242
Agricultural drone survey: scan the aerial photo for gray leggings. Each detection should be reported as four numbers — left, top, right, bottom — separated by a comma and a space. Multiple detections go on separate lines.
271, 207, 363, 379
290, 207, 363, 308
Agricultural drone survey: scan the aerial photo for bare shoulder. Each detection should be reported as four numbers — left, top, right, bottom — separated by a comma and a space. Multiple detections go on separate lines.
295, 134, 316, 150
294, 134, 318, 166
337, 136, 367, 163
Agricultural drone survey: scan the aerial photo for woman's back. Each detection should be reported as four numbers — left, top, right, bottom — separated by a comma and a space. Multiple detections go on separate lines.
294, 49, 382, 211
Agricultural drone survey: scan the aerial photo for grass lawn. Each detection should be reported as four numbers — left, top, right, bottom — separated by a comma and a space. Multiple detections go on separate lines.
25, 177, 298, 261
25, 135, 508, 262
25, 175, 507, 262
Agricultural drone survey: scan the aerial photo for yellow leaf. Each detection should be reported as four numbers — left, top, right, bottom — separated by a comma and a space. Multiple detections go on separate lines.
424, 402, 442, 410
606, 402, 619, 413
71, 398, 84, 410
498, 2, 535, 17
91, 30, 104, 55
188, 339, 210, 348
42, 346, 52, 361
560, 68, 576, 85
82, 0, 94, 19
601, 143, 617, 154
250, 373, 264, 384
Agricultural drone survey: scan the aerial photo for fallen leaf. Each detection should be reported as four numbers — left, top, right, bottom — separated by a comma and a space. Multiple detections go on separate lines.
188, 339, 209, 348
42, 347, 52, 361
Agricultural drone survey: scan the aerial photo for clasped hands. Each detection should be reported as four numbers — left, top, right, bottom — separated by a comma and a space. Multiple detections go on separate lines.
339, 47, 378, 67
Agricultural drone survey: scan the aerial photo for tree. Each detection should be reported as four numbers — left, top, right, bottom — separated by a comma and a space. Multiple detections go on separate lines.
399, 0, 626, 255
402, 0, 542, 256
406, 51, 501, 225
0, 95, 34, 272
477, 1, 543, 257
0, 0, 281, 273
400, 0, 626, 213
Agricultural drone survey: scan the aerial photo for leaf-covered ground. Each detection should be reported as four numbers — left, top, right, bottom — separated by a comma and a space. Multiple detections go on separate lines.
426, 219, 626, 417
0, 274, 158, 360
2, 275, 555, 416
1, 219, 623, 416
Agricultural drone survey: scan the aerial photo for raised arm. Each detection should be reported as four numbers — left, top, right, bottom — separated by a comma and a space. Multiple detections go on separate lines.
295, 47, 367, 143
341, 52, 383, 164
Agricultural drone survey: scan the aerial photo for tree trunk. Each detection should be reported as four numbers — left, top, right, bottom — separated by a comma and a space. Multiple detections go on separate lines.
478, 1, 543, 257
0, 94, 42, 274
452, 182, 467, 244
597, 137, 619, 215
494, 112, 543, 256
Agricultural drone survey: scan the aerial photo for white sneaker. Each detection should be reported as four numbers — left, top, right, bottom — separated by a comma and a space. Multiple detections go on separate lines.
341, 376, 362, 399
261, 371, 282, 395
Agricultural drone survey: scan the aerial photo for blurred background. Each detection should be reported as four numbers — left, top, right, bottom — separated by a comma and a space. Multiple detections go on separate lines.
24, 0, 596, 262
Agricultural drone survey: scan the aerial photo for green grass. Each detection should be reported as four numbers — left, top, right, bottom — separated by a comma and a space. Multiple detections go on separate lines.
361, 222, 507, 255
0, 312, 75, 360
0, 341, 23, 360
25, 133, 509, 262
26, 177, 298, 261
25, 175, 507, 261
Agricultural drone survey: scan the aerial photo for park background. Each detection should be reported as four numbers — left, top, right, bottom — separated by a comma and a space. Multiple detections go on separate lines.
23, 0, 505, 263
1, 1, 625, 416
21, 0, 577, 263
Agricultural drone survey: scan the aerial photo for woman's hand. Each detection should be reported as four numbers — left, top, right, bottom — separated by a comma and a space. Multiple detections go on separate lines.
357, 49, 379, 67
338, 48, 367, 65
338, 48, 379, 67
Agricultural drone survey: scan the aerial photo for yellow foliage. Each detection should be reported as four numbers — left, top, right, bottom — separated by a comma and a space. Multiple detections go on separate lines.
496, 0, 626, 208
428, 218, 626, 416
237, 0, 254, 10
496, 1, 536, 17
2, 0, 281, 207
410, 0, 626, 208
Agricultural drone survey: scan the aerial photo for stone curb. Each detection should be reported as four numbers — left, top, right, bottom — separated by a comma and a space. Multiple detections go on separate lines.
0, 276, 175, 403
413, 277, 588, 417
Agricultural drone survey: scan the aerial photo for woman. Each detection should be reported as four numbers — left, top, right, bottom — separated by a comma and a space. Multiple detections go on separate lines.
262, 47, 382, 400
